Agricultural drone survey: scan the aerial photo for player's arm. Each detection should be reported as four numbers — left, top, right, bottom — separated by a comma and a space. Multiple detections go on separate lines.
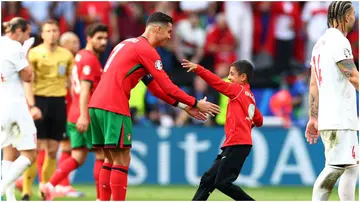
23, 48, 36, 106
67, 52, 75, 96
182, 60, 241, 99
252, 107, 263, 127
309, 65, 319, 120
336, 59, 359, 91
76, 80, 91, 132
137, 48, 197, 107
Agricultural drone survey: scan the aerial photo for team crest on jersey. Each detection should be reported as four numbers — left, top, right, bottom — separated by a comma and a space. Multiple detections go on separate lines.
344, 48, 351, 58
155, 60, 163, 70
83, 65, 91, 76
58, 62, 67, 76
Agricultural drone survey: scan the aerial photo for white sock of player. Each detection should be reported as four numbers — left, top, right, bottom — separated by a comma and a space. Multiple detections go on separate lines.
0, 156, 31, 195
1, 160, 16, 201
338, 165, 358, 201
312, 165, 345, 201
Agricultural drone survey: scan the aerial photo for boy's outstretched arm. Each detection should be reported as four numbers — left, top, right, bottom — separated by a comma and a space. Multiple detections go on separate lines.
181, 59, 241, 99
142, 74, 207, 121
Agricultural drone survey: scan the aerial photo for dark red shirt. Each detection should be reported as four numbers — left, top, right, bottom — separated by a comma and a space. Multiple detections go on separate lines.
89, 37, 196, 116
194, 65, 263, 147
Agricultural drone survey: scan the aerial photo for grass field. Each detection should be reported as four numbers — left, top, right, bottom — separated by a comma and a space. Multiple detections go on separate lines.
14, 185, 359, 201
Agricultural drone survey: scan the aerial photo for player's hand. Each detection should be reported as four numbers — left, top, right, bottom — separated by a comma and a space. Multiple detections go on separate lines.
76, 115, 89, 133
196, 96, 220, 117
30, 106, 42, 120
181, 59, 198, 72
305, 118, 319, 144
184, 106, 207, 121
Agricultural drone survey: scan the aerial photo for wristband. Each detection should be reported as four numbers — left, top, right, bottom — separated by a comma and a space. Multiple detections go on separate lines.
192, 100, 198, 108
177, 102, 187, 110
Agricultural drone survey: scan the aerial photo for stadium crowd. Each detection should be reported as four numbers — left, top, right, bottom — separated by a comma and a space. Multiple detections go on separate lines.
2, 1, 359, 128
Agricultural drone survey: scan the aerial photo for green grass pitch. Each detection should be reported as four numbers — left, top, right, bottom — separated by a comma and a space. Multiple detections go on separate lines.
14, 185, 359, 201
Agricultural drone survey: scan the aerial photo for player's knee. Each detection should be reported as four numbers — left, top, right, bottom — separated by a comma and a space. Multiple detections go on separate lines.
71, 148, 88, 166
199, 172, 214, 185
20, 149, 37, 163
213, 178, 230, 189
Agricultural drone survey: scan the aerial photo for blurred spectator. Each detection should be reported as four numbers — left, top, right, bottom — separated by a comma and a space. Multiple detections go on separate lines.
1, 2, 29, 31
224, 2, 253, 62
59, 32, 80, 55
204, 13, 237, 77
77, 1, 119, 45
172, 13, 206, 87
347, 1, 359, 68
180, 1, 209, 13
271, 2, 303, 77
51, 2, 76, 34
302, 1, 331, 67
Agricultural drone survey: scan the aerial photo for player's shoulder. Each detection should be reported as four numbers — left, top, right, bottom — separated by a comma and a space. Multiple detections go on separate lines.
57, 46, 73, 58
1, 37, 22, 53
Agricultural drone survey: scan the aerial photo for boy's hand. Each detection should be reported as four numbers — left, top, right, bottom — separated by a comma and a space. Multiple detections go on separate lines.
181, 59, 198, 72
196, 96, 220, 116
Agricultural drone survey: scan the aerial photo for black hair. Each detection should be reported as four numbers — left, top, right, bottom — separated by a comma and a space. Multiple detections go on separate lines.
231, 60, 254, 83
85, 23, 108, 37
146, 12, 173, 26
327, 1, 353, 30
2, 17, 29, 33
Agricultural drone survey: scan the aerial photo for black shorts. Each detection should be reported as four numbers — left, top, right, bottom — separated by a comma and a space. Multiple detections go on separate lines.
34, 96, 66, 141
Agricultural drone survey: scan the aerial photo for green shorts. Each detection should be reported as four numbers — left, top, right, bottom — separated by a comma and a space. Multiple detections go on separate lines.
89, 108, 132, 148
67, 122, 93, 150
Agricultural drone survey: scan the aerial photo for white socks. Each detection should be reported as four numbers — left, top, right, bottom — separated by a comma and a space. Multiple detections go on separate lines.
1, 160, 16, 201
312, 166, 345, 201
338, 165, 358, 201
0, 156, 31, 196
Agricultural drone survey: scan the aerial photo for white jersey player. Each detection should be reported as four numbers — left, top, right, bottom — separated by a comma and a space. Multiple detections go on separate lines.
305, 1, 359, 201
0, 17, 39, 200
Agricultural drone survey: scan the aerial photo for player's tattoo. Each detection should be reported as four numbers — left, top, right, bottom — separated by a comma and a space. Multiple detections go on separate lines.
337, 59, 355, 78
310, 93, 318, 118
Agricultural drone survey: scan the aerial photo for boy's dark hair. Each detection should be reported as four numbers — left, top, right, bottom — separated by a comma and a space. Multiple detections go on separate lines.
2, 17, 29, 33
146, 12, 173, 26
327, 1, 352, 29
231, 60, 254, 83
85, 23, 108, 37
40, 19, 59, 32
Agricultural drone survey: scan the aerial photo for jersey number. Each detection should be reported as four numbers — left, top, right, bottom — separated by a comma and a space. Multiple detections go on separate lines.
312, 55, 322, 87
104, 44, 125, 72
0, 73, 4, 82
72, 65, 81, 94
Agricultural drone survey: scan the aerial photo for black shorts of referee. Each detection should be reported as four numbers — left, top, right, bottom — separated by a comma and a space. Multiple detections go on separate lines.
193, 145, 254, 201
34, 96, 66, 141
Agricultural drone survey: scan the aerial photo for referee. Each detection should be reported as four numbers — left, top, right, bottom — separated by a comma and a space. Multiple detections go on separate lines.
22, 19, 74, 200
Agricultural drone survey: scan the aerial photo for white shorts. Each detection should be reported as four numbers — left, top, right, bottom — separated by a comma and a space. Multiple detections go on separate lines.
320, 130, 358, 165
0, 102, 37, 151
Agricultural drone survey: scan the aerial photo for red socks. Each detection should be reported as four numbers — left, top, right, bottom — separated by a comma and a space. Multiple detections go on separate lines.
58, 151, 71, 186
37, 150, 45, 182
99, 162, 112, 201
93, 159, 104, 200
110, 165, 128, 201
49, 157, 78, 186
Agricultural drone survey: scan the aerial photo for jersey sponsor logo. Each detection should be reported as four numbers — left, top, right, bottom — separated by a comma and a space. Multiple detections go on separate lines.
127, 133, 132, 141
58, 62, 67, 76
83, 65, 91, 76
155, 60, 163, 70
344, 48, 351, 58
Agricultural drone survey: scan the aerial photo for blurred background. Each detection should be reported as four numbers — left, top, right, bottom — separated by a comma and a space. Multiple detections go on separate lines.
1, 1, 359, 200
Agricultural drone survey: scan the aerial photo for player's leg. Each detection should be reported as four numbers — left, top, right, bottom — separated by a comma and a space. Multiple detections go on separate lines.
312, 130, 357, 201
192, 154, 221, 201
0, 109, 38, 197
58, 138, 72, 187
2, 146, 19, 201
337, 130, 359, 201
89, 108, 112, 200
101, 109, 132, 201
93, 149, 105, 200
213, 145, 254, 201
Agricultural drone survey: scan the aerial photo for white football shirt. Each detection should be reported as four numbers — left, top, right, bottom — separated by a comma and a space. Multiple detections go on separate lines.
0, 36, 29, 104
311, 28, 358, 130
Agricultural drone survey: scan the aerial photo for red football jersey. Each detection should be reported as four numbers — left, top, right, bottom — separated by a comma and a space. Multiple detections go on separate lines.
68, 49, 102, 123
194, 65, 263, 147
89, 37, 196, 116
